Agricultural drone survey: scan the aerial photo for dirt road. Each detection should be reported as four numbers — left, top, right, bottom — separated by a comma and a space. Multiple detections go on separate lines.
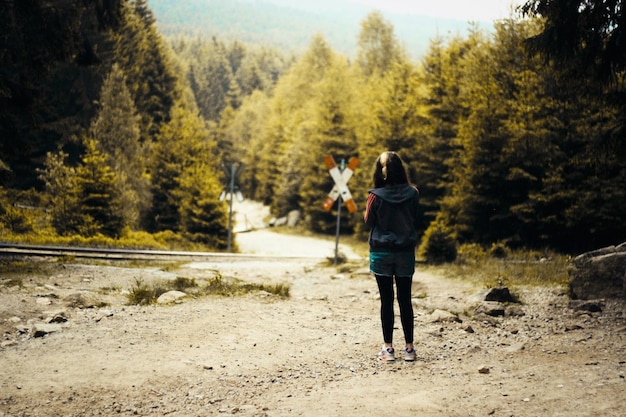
1, 226, 625, 416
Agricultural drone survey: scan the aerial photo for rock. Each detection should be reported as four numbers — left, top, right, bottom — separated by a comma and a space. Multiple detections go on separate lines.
36, 297, 52, 306
569, 242, 626, 300
485, 287, 516, 303
32, 323, 63, 338
429, 309, 462, 323
47, 314, 68, 324
287, 210, 301, 227
271, 216, 288, 227
504, 342, 526, 353
64, 293, 104, 309
475, 302, 505, 317
157, 290, 187, 304
568, 300, 604, 313
505, 305, 526, 317
478, 365, 490, 374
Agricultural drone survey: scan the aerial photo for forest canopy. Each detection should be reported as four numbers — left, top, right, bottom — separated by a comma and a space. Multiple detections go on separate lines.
0, 0, 624, 254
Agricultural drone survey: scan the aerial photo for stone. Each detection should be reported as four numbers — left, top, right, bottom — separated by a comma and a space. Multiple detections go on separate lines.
485, 287, 516, 303
36, 297, 52, 306
64, 292, 104, 309
287, 210, 301, 227
32, 323, 63, 338
505, 305, 526, 317
157, 290, 187, 304
429, 309, 462, 323
568, 300, 604, 313
475, 302, 505, 317
569, 242, 626, 300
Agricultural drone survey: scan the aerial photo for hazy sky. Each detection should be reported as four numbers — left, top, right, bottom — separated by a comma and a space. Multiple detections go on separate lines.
347, 0, 525, 22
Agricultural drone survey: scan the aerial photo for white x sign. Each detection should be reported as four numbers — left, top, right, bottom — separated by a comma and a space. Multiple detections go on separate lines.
322, 155, 359, 213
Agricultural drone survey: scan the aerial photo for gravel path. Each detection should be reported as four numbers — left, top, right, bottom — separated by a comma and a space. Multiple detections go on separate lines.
1, 201, 625, 416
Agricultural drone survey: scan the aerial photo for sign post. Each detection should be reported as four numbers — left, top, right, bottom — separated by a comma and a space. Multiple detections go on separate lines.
322, 155, 359, 264
220, 162, 244, 252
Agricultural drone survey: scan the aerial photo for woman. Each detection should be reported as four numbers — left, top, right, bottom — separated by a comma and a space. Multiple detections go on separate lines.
364, 151, 420, 362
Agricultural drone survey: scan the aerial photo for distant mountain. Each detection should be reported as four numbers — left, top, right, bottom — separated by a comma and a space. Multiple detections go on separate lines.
147, 0, 491, 59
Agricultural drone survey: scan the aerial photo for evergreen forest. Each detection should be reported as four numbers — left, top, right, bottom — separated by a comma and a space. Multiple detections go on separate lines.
1, 0, 624, 255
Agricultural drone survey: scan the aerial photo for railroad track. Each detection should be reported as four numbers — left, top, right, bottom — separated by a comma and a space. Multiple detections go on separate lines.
0, 243, 324, 262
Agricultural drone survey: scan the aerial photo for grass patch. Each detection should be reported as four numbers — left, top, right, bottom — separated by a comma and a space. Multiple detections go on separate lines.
204, 273, 290, 298
126, 273, 291, 305
98, 285, 121, 294
127, 278, 157, 305
437, 244, 570, 288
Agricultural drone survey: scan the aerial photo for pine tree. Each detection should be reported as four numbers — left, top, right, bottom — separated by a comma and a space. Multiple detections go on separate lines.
90, 63, 149, 229
149, 100, 222, 237
357, 11, 402, 77
178, 163, 229, 249
222, 91, 272, 201
416, 36, 468, 229
76, 139, 124, 237
37, 150, 82, 236
297, 57, 360, 234
188, 38, 234, 122
253, 35, 331, 220
115, 1, 180, 141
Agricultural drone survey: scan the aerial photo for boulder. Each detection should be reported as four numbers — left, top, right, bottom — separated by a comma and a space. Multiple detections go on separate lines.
569, 242, 626, 300
157, 290, 187, 304
485, 287, 516, 303
287, 210, 301, 227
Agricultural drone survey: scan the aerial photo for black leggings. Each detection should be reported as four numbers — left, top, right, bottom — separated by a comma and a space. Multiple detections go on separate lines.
375, 274, 414, 344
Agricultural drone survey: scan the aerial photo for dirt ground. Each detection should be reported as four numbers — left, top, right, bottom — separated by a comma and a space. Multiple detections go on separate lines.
1, 202, 625, 416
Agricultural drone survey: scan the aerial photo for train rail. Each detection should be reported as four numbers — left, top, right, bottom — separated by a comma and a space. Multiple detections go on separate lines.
0, 242, 325, 263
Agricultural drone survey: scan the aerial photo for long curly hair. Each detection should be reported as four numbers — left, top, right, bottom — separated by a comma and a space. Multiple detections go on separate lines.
372, 151, 410, 188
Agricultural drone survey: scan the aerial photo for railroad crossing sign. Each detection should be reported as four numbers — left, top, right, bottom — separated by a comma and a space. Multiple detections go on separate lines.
322, 155, 359, 213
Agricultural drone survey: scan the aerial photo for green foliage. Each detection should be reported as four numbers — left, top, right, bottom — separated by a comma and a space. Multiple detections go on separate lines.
0, 0, 123, 190
0, 188, 36, 234
3, 0, 626, 255
447, 244, 570, 288
204, 274, 290, 298
178, 163, 230, 249
37, 150, 82, 236
116, 1, 181, 140
171, 277, 198, 291
127, 278, 156, 305
76, 139, 125, 238
90, 63, 149, 229
521, 0, 626, 83
149, 101, 212, 232
126, 273, 290, 304
418, 219, 458, 264
357, 11, 402, 77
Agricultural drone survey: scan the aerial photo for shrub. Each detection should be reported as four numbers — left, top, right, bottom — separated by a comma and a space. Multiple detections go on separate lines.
126, 278, 156, 305
489, 242, 509, 258
418, 220, 458, 264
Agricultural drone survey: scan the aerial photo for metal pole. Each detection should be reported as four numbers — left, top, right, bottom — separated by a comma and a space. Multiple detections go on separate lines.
334, 159, 345, 264
227, 163, 235, 252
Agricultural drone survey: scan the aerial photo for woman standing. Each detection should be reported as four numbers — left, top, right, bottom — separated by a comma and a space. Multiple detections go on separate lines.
364, 151, 420, 362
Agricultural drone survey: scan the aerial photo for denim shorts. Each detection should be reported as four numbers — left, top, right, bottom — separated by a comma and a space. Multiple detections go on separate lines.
369, 251, 415, 277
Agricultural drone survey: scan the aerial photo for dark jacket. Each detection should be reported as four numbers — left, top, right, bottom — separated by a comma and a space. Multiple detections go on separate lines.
364, 184, 420, 252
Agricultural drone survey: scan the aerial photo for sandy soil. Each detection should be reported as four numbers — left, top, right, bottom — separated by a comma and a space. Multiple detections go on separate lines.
1, 207, 625, 416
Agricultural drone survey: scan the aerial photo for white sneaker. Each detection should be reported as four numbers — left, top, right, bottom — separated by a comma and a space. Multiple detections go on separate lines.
378, 346, 395, 362
404, 347, 416, 362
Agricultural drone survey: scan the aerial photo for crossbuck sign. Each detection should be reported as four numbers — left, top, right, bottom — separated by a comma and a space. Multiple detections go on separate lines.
322, 155, 359, 213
